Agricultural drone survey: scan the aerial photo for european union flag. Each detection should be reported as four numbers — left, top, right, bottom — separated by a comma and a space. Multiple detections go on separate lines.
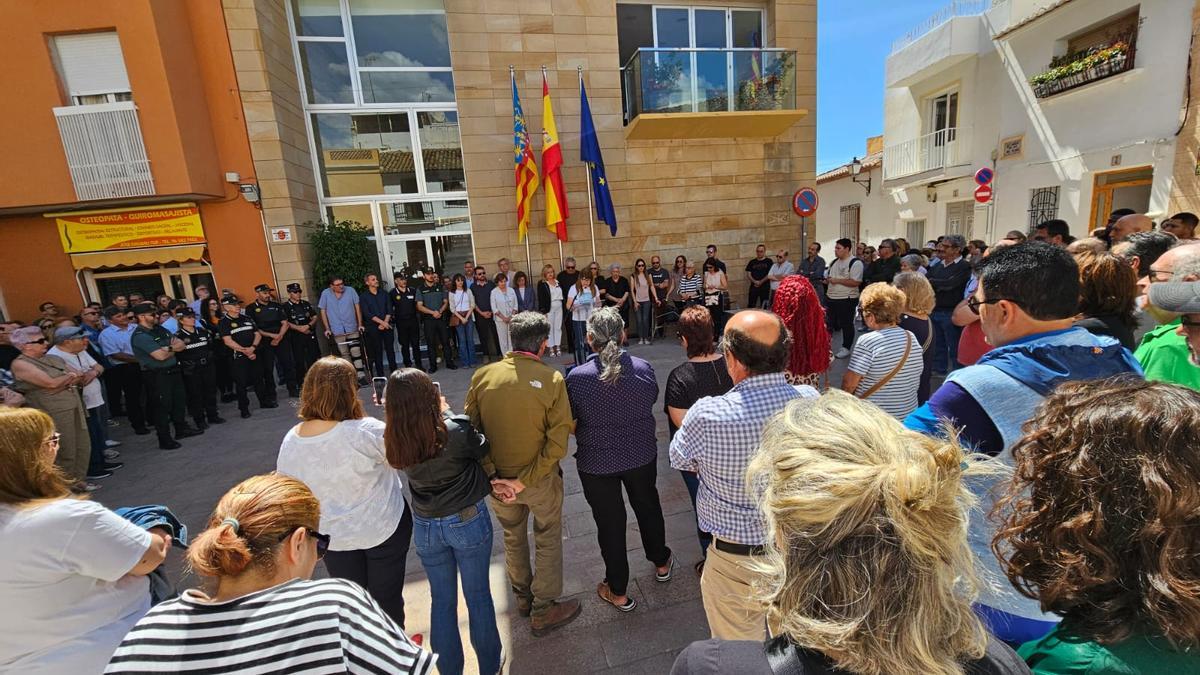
579, 80, 617, 236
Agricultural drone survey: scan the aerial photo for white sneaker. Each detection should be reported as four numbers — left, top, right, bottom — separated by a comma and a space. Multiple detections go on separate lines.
105, 439, 121, 448
104, 448, 121, 460
84, 482, 101, 492
835, 347, 851, 359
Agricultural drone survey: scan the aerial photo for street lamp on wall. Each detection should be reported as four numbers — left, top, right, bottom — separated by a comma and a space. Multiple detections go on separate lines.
850, 157, 872, 196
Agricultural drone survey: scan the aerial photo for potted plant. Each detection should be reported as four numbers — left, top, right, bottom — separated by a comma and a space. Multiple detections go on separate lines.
1029, 40, 1131, 98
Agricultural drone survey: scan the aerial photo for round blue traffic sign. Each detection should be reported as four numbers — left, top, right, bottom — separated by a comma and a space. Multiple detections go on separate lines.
793, 187, 819, 218
974, 167, 994, 186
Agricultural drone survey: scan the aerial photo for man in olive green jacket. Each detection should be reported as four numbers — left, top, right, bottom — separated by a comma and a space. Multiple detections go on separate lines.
464, 311, 579, 636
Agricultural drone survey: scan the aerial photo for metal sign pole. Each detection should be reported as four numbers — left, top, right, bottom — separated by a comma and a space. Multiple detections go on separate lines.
800, 215, 808, 264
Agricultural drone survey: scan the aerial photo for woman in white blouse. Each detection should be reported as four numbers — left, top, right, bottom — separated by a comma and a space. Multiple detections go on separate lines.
566, 273, 598, 365
449, 274, 477, 368
537, 264, 564, 357
490, 273, 519, 356
276, 357, 412, 630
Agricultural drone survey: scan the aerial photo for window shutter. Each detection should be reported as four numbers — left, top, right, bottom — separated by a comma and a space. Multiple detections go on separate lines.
52, 32, 131, 99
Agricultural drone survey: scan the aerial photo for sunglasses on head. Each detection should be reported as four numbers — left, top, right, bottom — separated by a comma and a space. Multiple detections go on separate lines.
278, 527, 331, 559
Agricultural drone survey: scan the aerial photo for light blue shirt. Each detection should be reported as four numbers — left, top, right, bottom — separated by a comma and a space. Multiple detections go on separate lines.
318, 286, 360, 335
98, 324, 136, 357
160, 317, 179, 334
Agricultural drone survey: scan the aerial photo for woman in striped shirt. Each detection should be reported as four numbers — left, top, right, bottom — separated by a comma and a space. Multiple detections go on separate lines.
106, 474, 434, 675
675, 261, 703, 314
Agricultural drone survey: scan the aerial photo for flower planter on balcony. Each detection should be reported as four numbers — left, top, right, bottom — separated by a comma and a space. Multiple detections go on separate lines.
1030, 42, 1133, 99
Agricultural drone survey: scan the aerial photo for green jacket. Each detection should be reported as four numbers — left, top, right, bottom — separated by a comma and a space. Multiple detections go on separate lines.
1020, 625, 1200, 674
1133, 318, 1200, 392
465, 352, 572, 488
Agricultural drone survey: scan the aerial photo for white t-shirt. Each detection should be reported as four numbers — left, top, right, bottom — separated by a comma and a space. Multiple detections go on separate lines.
768, 261, 794, 290
567, 285, 596, 323
48, 346, 103, 409
847, 326, 923, 419
277, 417, 406, 551
0, 499, 152, 675
825, 256, 863, 300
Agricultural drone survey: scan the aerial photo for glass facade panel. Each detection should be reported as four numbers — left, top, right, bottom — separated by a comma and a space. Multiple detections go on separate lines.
361, 71, 455, 103
731, 10, 763, 48
299, 41, 354, 104
314, 113, 418, 197
655, 8, 690, 48
349, 0, 451, 68
326, 203, 375, 228
292, 0, 343, 36
417, 111, 465, 193
378, 200, 470, 237
694, 9, 726, 48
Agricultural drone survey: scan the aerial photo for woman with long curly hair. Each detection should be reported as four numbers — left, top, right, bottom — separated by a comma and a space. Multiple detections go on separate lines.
770, 275, 830, 388
993, 377, 1200, 673
671, 391, 1028, 674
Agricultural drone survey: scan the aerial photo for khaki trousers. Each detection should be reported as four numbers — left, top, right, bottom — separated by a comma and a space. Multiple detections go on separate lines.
489, 470, 564, 617
700, 543, 769, 641
49, 405, 91, 481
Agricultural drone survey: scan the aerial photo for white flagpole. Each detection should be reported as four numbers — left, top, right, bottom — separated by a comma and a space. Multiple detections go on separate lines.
581, 67, 597, 264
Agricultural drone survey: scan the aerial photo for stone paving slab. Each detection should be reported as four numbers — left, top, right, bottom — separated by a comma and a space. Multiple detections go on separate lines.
95, 326, 857, 674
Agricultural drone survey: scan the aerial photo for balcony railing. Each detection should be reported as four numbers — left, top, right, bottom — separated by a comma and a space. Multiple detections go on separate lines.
1030, 35, 1136, 99
883, 127, 971, 180
890, 0, 997, 54
53, 101, 154, 201
622, 48, 796, 121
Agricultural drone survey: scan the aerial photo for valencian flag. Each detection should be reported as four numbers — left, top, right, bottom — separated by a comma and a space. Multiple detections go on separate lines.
512, 74, 539, 242
579, 79, 617, 235
541, 73, 569, 242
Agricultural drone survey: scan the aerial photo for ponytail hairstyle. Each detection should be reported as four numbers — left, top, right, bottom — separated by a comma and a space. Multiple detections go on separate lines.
187, 474, 320, 579
586, 306, 625, 384
748, 390, 1004, 675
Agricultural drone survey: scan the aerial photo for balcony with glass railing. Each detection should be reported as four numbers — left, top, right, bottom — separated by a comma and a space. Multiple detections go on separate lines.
621, 48, 807, 140
53, 101, 155, 201
883, 126, 973, 181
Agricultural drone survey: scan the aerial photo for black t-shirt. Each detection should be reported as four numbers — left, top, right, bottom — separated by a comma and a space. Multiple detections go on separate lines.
649, 267, 671, 289
249, 300, 287, 333
0, 344, 18, 371
670, 636, 1031, 675
218, 313, 258, 349
664, 358, 733, 437
745, 257, 773, 282
557, 270, 579, 292
390, 287, 419, 320
284, 299, 317, 327
598, 276, 631, 306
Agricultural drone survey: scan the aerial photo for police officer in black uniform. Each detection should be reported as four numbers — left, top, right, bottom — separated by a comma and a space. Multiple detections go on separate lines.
130, 303, 202, 450
390, 271, 423, 370
416, 266, 456, 372
174, 307, 226, 430
249, 283, 295, 401
282, 282, 320, 386
217, 294, 265, 418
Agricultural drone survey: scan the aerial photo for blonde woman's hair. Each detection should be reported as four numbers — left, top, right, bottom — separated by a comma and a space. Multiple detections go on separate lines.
747, 391, 996, 675
0, 408, 73, 505
892, 271, 935, 316
858, 283, 907, 325
187, 473, 320, 579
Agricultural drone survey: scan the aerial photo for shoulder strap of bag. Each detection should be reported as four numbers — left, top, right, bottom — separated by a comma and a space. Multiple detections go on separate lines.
921, 319, 933, 352
858, 333, 913, 400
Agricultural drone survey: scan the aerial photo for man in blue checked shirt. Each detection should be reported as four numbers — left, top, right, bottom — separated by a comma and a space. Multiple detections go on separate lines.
669, 310, 818, 641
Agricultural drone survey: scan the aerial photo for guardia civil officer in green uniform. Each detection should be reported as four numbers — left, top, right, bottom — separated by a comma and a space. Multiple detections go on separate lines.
218, 294, 267, 418
174, 307, 226, 430
130, 302, 202, 450
249, 283, 295, 401
282, 282, 320, 385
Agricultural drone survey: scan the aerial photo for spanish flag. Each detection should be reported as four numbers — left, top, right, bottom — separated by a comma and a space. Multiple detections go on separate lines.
512, 74, 539, 243
541, 73, 569, 242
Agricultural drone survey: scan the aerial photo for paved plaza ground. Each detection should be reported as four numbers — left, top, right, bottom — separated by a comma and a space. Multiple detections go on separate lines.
96, 328, 854, 674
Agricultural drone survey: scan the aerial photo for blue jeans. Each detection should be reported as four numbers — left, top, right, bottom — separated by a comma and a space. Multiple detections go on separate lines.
572, 320, 590, 365
455, 319, 476, 366
636, 300, 654, 341
413, 499, 501, 675
930, 308, 962, 374
85, 407, 107, 473
678, 470, 712, 556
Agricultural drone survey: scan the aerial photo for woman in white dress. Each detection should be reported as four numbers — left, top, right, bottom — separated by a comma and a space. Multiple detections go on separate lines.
537, 264, 564, 357
490, 273, 519, 356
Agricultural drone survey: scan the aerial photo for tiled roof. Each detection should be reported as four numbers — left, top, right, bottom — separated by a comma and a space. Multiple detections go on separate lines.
817, 151, 883, 184
378, 149, 463, 173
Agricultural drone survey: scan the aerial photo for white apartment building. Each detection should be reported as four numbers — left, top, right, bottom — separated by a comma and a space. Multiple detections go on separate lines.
817, 0, 1195, 251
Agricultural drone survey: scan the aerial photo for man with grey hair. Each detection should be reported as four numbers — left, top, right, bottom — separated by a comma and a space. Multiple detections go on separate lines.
863, 238, 900, 287
1135, 245, 1200, 390
464, 311, 579, 635
670, 309, 817, 640
497, 257, 515, 284
926, 234, 972, 374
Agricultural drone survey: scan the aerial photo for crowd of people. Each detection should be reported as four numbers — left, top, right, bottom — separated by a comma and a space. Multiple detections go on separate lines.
3, 207, 1200, 674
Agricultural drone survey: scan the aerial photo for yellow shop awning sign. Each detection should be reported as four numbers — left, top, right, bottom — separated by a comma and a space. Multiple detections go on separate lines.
47, 203, 206, 253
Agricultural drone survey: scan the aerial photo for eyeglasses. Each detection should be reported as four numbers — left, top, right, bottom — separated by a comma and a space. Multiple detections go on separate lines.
566, 264, 576, 269
966, 296, 1004, 314
636, 263, 645, 268
774, 256, 784, 260
44, 432, 61, 448
278, 527, 331, 559
1147, 268, 1174, 282
1180, 318, 1200, 332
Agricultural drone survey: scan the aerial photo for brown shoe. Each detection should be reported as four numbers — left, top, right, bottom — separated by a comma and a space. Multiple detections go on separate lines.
515, 596, 532, 618
530, 599, 582, 637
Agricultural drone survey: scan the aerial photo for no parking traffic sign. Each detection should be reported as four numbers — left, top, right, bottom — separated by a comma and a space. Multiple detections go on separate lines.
793, 187, 818, 218
974, 167, 994, 186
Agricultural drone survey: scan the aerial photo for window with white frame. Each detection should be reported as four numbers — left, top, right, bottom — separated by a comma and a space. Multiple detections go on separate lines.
906, 219, 926, 246
839, 204, 861, 242
290, 0, 454, 106
51, 32, 133, 105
